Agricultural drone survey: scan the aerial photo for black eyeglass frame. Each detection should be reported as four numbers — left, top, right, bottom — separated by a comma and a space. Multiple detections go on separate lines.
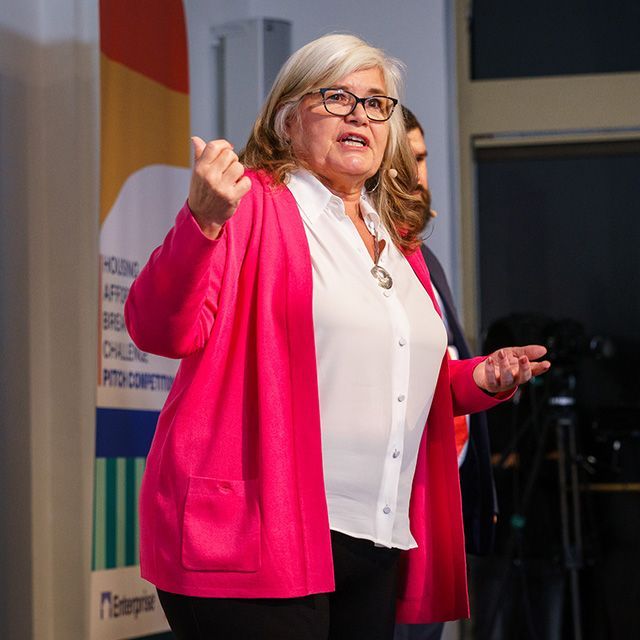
315, 88, 399, 122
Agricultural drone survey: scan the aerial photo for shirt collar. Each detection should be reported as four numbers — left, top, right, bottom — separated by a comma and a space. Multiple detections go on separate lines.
287, 170, 341, 224
287, 169, 383, 235
359, 195, 383, 238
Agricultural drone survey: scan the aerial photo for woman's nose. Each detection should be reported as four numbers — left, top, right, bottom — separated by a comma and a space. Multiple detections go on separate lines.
346, 101, 368, 124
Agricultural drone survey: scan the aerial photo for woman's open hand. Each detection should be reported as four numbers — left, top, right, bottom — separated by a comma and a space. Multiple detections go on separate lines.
187, 136, 252, 239
473, 345, 551, 395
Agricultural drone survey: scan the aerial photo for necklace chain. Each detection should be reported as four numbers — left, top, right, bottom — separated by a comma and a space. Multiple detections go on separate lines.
357, 203, 393, 290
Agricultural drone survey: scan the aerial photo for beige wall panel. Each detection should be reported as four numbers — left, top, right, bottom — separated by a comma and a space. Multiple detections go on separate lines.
0, 21, 99, 640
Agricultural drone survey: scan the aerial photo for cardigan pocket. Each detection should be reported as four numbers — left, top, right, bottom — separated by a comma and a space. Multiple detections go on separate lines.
181, 476, 261, 572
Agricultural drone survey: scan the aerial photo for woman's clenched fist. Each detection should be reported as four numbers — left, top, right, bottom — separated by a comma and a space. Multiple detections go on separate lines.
187, 136, 252, 239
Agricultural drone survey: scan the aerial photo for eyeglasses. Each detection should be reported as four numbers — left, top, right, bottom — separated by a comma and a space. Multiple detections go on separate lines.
315, 88, 398, 122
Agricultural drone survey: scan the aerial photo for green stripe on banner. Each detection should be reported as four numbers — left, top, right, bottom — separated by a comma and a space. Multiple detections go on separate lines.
106, 457, 117, 568
94, 456, 148, 569
126, 457, 136, 565
135, 457, 145, 564
116, 457, 127, 566
93, 458, 107, 570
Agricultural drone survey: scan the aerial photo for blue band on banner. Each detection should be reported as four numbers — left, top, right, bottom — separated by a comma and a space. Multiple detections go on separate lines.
96, 407, 159, 457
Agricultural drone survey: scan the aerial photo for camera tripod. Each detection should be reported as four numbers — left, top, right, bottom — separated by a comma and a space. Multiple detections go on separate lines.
479, 369, 586, 640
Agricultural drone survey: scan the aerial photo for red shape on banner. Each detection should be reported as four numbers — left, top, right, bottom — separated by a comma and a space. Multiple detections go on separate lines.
100, 0, 189, 94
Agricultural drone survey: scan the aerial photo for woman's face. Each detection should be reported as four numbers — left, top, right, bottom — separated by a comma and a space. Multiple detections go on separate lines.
288, 67, 391, 194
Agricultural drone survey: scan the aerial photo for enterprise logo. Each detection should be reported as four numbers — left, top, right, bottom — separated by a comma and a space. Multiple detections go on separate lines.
100, 590, 156, 620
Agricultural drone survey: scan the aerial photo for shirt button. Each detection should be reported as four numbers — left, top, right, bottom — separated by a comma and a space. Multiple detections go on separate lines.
398, 337, 407, 346
392, 449, 401, 458
383, 289, 392, 297
397, 394, 406, 402
383, 506, 391, 515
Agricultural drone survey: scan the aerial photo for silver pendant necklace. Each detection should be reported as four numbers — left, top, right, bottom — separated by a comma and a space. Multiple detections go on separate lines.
370, 232, 393, 289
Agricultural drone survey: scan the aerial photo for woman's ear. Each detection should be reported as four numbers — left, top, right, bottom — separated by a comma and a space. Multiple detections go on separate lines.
282, 108, 295, 145
285, 114, 306, 157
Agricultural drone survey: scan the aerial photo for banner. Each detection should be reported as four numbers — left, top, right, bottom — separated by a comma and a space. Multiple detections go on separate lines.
92, 2, 190, 638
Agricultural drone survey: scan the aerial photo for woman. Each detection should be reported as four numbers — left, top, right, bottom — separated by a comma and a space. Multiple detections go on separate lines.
125, 34, 549, 640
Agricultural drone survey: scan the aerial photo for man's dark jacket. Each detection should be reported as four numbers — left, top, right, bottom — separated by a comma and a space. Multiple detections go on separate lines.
422, 244, 497, 555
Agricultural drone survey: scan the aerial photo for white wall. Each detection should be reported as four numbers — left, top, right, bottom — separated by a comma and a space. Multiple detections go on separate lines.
185, 0, 461, 287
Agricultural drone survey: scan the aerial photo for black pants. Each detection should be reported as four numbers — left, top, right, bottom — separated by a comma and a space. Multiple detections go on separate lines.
158, 530, 401, 640
393, 622, 444, 640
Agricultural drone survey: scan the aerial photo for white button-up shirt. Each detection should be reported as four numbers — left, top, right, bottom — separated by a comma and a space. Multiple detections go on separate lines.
287, 170, 447, 549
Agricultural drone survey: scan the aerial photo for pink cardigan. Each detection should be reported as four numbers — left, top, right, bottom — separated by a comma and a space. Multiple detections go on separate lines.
125, 170, 504, 623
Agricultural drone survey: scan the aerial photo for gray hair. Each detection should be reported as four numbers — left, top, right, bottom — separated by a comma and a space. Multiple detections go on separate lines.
243, 34, 405, 177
